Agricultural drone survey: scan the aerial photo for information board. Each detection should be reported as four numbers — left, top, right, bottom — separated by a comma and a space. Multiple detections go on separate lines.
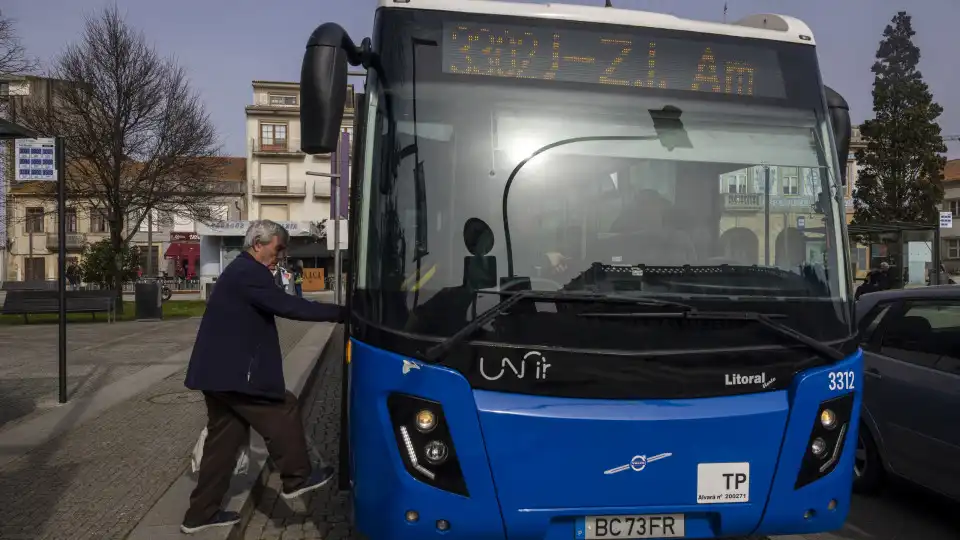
15, 138, 57, 182
940, 211, 953, 229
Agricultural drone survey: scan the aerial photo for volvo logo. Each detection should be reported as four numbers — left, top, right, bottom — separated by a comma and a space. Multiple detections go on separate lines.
604, 452, 673, 475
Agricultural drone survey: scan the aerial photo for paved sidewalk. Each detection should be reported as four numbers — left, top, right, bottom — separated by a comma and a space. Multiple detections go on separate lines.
0, 317, 202, 430
244, 335, 351, 540
0, 319, 315, 540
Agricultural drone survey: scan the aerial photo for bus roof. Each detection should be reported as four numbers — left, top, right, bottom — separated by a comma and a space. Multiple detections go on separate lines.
377, 0, 816, 46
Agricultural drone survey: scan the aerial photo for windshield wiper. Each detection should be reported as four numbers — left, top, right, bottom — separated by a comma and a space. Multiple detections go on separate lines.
580, 309, 846, 362
420, 291, 694, 362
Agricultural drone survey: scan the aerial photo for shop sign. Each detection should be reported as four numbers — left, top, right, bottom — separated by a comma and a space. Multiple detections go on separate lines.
170, 232, 200, 242
197, 220, 317, 237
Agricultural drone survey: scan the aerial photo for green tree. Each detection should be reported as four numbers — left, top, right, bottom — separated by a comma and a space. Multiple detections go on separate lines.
79, 239, 140, 288
852, 11, 947, 225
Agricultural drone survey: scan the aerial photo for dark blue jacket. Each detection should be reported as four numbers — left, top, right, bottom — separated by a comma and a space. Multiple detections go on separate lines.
185, 251, 342, 399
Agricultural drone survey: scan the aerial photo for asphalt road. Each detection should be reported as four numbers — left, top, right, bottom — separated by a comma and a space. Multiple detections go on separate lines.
816, 480, 960, 540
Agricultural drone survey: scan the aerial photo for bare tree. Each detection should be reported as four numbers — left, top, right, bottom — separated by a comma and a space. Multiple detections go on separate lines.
19, 6, 225, 308
0, 11, 38, 78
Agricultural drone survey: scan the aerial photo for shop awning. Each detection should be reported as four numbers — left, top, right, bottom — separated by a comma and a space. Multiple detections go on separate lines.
287, 242, 335, 258
165, 242, 200, 259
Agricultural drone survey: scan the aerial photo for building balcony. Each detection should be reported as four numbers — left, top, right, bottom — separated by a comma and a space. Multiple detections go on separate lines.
250, 138, 304, 156
722, 192, 764, 212
46, 233, 87, 251
252, 180, 307, 198
251, 95, 300, 108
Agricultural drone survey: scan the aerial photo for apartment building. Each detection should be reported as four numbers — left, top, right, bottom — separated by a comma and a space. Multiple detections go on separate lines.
1, 75, 76, 282
3, 157, 246, 282
240, 80, 355, 274
128, 156, 247, 279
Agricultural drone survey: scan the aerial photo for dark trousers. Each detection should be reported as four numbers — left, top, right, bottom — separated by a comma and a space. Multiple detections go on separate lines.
294, 283, 303, 297
184, 390, 312, 524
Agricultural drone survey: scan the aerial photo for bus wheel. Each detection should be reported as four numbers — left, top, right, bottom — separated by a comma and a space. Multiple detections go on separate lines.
853, 425, 883, 493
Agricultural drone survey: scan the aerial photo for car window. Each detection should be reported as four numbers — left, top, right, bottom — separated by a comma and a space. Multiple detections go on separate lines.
881, 301, 960, 369
857, 301, 893, 345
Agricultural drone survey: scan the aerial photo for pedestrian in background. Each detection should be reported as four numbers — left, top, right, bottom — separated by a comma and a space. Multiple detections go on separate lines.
180, 219, 344, 534
293, 261, 304, 298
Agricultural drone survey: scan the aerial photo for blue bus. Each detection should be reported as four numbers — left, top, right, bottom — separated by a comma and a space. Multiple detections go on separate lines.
300, 1, 861, 538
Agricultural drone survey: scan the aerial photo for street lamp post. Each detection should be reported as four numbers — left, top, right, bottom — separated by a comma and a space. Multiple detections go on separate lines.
2, 119, 69, 403
305, 170, 343, 305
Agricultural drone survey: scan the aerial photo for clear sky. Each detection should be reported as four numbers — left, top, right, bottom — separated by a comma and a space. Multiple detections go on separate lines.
6, 0, 959, 159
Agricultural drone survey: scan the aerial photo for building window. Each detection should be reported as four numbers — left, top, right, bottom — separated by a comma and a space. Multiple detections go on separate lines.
725, 174, 747, 193
268, 94, 297, 106
25, 207, 44, 233
260, 123, 288, 151
781, 167, 800, 195
949, 199, 959, 217
90, 210, 108, 233
138, 209, 162, 231
65, 208, 77, 233
947, 239, 960, 260
24, 257, 46, 281
855, 246, 868, 274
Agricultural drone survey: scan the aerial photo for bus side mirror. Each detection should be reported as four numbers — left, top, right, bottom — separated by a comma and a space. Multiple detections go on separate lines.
824, 86, 851, 185
301, 23, 353, 154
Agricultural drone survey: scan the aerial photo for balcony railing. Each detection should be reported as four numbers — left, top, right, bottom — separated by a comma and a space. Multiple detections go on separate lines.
251, 137, 304, 155
252, 180, 307, 197
46, 233, 87, 251
723, 192, 764, 211
251, 95, 300, 108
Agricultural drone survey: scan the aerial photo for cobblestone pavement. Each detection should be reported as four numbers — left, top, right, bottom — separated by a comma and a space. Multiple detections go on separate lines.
244, 330, 352, 540
0, 319, 316, 540
0, 317, 201, 429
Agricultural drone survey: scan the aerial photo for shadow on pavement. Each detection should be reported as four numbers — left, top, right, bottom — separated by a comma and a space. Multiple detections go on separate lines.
0, 365, 123, 430
837, 480, 960, 540
0, 366, 111, 540
0, 381, 42, 429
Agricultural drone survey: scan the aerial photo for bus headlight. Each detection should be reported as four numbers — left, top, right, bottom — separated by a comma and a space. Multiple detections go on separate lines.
424, 440, 449, 464
388, 393, 469, 496
795, 392, 855, 489
416, 409, 437, 432
820, 409, 837, 430
811, 437, 827, 457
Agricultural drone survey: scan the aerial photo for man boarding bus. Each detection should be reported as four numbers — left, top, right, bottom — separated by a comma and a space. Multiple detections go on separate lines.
301, 1, 860, 538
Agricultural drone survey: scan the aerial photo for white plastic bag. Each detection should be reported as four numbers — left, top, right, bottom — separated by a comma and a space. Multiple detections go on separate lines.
190, 427, 250, 476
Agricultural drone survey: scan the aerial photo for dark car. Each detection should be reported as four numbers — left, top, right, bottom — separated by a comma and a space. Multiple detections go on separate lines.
853, 285, 960, 500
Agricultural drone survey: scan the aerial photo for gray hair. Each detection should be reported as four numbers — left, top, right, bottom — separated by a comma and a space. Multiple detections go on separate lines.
243, 219, 290, 250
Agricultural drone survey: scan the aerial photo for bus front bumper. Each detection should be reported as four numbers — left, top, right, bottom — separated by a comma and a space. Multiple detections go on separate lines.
347, 340, 862, 539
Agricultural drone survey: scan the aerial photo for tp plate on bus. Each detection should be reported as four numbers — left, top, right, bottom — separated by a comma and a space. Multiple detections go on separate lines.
579, 514, 684, 538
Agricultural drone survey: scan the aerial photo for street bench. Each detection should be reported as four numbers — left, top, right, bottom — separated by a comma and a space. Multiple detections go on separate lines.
1, 290, 118, 323
1, 281, 58, 291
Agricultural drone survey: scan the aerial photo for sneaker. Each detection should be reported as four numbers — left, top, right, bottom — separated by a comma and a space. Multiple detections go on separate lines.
281, 466, 334, 499
180, 511, 241, 534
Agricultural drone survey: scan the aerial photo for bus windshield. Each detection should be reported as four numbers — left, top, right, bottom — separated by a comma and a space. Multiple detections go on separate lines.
352, 8, 853, 351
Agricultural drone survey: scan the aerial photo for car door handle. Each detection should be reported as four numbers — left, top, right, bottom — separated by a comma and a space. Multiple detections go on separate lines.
865, 367, 882, 379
